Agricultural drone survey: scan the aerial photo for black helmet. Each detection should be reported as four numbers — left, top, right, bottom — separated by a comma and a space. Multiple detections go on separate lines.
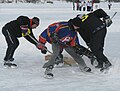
70, 17, 81, 27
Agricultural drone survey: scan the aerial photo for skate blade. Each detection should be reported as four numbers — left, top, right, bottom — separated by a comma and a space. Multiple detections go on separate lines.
44, 74, 54, 79
100, 66, 112, 74
44, 75, 53, 79
4, 65, 17, 69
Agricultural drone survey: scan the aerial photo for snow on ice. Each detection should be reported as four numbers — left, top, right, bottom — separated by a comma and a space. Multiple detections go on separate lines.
0, 1, 120, 91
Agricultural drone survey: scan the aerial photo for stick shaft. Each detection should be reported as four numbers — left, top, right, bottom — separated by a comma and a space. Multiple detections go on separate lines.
27, 34, 53, 54
111, 12, 117, 19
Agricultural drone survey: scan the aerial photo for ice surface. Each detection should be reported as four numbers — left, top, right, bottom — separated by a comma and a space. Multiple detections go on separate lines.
0, 1, 120, 91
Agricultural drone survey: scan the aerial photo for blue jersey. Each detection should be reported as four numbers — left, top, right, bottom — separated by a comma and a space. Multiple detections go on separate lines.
39, 22, 80, 47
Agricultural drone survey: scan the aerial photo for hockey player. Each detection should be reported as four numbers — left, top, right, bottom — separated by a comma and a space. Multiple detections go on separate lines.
2, 16, 39, 68
69, 9, 112, 71
37, 21, 92, 78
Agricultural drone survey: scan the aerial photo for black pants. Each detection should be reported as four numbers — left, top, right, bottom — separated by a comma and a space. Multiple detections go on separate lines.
90, 28, 109, 64
87, 6, 91, 11
79, 7, 82, 11
2, 27, 19, 61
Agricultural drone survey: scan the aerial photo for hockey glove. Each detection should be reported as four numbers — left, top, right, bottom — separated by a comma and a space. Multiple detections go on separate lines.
41, 46, 47, 54
36, 43, 47, 54
104, 16, 113, 27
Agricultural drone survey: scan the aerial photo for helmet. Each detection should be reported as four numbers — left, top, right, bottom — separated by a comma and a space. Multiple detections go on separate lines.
70, 17, 81, 27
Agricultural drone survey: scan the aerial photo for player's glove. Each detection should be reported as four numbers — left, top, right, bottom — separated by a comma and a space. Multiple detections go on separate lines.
104, 16, 113, 27
36, 43, 47, 54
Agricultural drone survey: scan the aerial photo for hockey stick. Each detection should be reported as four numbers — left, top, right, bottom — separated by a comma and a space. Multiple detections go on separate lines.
27, 34, 72, 66
27, 34, 52, 54
111, 12, 117, 19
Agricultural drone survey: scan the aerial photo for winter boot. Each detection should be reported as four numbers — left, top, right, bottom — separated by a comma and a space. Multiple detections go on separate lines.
44, 65, 54, 79
4, 58, 17, 68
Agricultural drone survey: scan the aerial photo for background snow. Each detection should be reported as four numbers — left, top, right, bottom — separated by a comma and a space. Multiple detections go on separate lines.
0, 1, 120, 91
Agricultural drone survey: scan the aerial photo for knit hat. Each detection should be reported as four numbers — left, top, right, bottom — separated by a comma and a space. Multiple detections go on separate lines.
32, 17, 39, 26
71, 17, 81, 27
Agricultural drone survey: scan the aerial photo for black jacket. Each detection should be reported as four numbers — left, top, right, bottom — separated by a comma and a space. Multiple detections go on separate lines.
3, 16, 38, 45
77, 9, 108, 44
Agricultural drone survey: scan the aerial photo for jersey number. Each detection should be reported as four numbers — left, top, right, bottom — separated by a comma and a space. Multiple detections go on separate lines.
81, 15, 88, 22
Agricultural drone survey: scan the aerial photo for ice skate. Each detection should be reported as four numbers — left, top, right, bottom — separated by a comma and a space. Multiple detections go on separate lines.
100, 61, 112, 72
44, 65, 54, 79
4, 58, 17, 68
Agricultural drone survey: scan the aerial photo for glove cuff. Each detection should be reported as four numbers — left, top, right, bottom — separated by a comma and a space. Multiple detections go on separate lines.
105, 15, 110, 19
